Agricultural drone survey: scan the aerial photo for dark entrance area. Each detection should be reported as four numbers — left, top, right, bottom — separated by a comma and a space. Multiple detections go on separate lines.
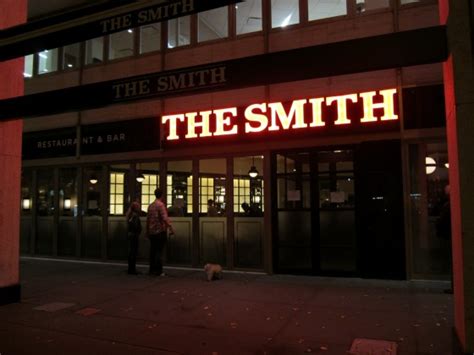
273, 140, 405, 279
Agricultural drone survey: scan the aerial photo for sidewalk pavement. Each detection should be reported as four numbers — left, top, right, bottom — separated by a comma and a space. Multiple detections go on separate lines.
0, 258, 455, 355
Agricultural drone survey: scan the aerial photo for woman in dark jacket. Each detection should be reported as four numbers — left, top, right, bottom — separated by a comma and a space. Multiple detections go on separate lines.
126, 201, 142, 274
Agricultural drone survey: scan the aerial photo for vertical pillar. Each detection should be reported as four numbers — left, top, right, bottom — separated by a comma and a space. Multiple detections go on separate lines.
440, 0, 474, 352
0, 0, 26, 305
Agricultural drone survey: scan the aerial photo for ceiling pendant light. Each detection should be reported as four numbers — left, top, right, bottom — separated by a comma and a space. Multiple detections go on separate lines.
248, 156, 259, 178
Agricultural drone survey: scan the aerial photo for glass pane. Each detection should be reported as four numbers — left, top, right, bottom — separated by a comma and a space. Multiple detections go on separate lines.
236, 0, 262, 35
24, 54, 33, 78
308, 0, 347, 21
272, 0, 299, 28
234, 156, 264, 216
401, 0, 420, 4
60, 168, 78, 217
137, 162, 160, 213
37, 169, 55, 216
409, 142, 450, 278
38, 48, 58, 74
199, 159, 226, 214
84, 167, 102, 216
63, 43, 80, 69
356, 0, 390, 13
198, 6, 229, 42
21, 170, 33, 215
109, 30, 134, 60
85, 37, 104, 64
168, 16, 191, 48
167, 160, 192, 216
140, 24, 161, 54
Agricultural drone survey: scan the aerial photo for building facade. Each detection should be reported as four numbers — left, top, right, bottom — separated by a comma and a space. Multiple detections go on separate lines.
19, 0, 450, 282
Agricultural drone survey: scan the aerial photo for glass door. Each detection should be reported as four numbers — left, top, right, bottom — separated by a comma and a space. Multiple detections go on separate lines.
274, 149, 356, 276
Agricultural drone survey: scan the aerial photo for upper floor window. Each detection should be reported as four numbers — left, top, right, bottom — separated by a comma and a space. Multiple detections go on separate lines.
272, 0, 299, 29
198, 6, 229, 42
109, 29, 134, 60
63, 43, 80, 69
168, 16, 191, 48
236, 0, 262, 35
85, 37, 104, 65
38, 48, 58, 75
24, 54, 33, 78
356, 0, 390, 13
308, 0, 347, 21
140, 24, 161, 54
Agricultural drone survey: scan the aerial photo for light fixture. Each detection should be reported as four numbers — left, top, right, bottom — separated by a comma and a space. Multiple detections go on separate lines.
89, 174, 98, 184
425, 157, 436, 174
22, 198, 31, 210
64, 198, 71, 210
445, 163, 449, 169
248, 156, 259, 178
136, 163, 145, 182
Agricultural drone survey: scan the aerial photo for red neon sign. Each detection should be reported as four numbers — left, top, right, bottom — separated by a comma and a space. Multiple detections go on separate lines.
162, 89, 398, 141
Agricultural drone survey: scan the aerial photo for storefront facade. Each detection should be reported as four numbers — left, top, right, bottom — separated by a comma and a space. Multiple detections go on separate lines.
19, 0, 450, 281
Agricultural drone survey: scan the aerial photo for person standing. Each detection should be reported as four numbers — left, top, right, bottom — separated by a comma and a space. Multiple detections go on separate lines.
126, 201, 142, 275
146, 188, 175, 276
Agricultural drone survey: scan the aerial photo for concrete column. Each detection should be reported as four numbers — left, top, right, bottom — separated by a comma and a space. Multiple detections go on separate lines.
439, 0, 474, 352
0, 0, 26, 305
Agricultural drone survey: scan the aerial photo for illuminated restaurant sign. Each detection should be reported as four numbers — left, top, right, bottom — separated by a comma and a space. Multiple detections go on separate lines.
162, 89, 398, 142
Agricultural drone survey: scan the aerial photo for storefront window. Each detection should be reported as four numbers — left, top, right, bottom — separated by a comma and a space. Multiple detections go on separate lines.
277, 153, 310, 209
63, 43, 80, 69
271, 0, 299, 29
85, 37, 104, 64
59, 168, 78, 256
24, 54, 33, 78
82, 166, 103, 258
137, 162, 160, 212
140, 24, 161, 54
409, 142, 450, 278
20, 170, 33, 254
233, 156, 264, 215
109, 29, 134, 60
38, 48, 58, 75
167, 160, 192, 215
168, 16, 190, 48
356, 0, 390, 13
36, 169, 55, 255
308, 0, 347, 21
236, 0, 262, 35
198, 6, 229, 43
109, 172, 125, 215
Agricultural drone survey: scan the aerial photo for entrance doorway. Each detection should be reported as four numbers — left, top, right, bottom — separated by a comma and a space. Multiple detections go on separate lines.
274, 149, 356, 276
273, 141, 405, 279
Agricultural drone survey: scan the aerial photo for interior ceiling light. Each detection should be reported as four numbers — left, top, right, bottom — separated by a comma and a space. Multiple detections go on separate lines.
425, 157, 436, 175
248, 156, 259, 178
136, 173, 145, 183
89, 174, 98, 184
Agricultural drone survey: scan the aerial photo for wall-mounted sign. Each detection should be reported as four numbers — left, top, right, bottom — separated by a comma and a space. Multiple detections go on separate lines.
23, 117, 159, 160
161, 89, 399, 143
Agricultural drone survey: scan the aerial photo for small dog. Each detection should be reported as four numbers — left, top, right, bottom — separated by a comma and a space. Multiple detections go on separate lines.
204, 263, 223, 281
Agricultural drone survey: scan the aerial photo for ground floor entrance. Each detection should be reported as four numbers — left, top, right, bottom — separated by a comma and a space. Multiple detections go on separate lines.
273, 140, 405, 279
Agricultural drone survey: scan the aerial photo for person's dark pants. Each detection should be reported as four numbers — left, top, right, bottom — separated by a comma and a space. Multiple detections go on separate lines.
149, 232, 167, 275
128, 233, 139, 273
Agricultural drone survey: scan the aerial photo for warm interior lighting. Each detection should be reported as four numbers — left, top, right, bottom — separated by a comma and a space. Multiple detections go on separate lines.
425, 157, 436, 174
248, 156, 259, 178
128, 29, 133, 33
89, 175, 98, 184
22, 198, 31, 210
64, 198, 71, 210
136, 173, 145, 183
445, 163, 449, 168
